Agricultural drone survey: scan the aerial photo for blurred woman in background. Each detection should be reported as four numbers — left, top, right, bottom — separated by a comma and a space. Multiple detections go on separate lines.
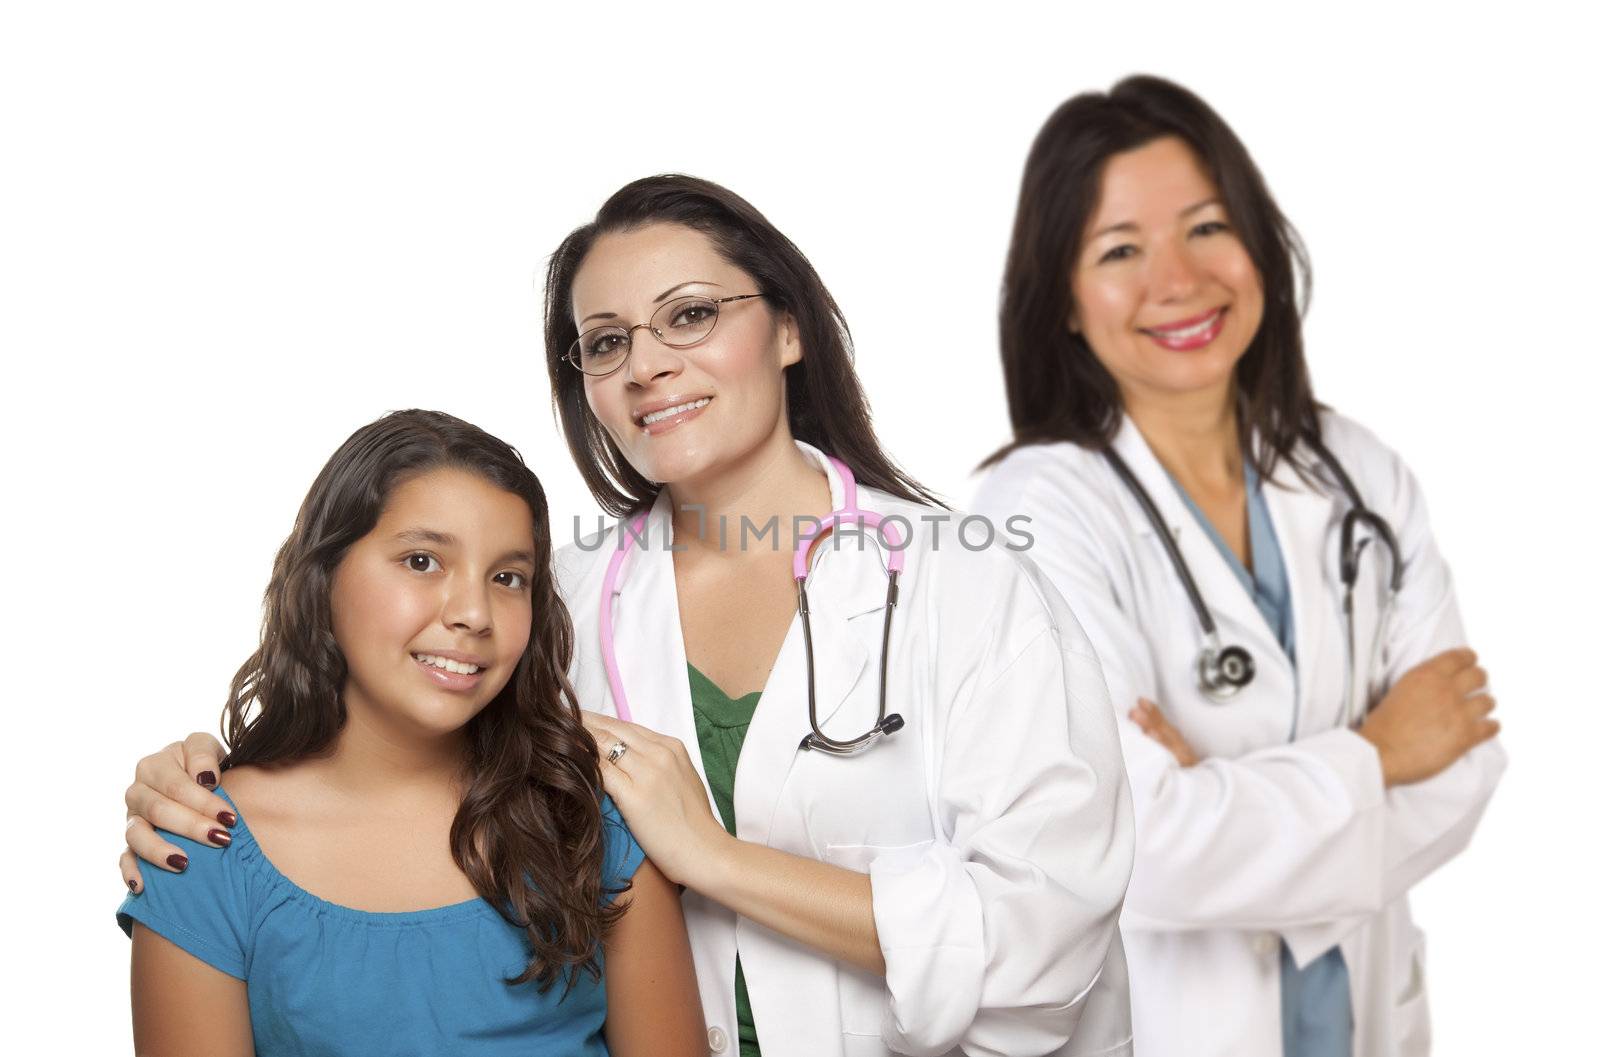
973, 75, 1506, 1057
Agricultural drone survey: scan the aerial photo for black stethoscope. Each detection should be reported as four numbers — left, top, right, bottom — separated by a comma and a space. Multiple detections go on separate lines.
1104, 434, 1403, 723
599, 456, 905, 757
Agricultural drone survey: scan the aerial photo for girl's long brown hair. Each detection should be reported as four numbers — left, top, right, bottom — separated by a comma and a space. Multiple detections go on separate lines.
219, 409, 620, 992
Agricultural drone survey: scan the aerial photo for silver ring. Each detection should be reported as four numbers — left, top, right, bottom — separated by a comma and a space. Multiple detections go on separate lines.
124, 817, 141, 834
606, 740, 629, 764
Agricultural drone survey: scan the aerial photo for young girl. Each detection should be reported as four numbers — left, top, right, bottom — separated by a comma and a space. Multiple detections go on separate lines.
117, 410, 704, 1056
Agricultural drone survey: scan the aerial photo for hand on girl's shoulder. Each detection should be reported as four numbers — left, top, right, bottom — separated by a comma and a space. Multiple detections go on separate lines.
117, 778, 257, 981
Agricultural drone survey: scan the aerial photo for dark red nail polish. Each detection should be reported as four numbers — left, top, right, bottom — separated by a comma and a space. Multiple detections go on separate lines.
167, 853, 189, 871
208, 828, 232, 847
127, 878, 139, 893
196, 771, 218, 788
217, 811, 237, 827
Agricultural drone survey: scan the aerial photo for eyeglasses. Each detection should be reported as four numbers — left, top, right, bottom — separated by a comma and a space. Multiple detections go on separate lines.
565, 293, 766, 377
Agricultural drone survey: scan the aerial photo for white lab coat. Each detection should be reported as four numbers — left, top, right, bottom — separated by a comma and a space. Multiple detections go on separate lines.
971, 411, 1507, 1057
556, 442, 1137, 1057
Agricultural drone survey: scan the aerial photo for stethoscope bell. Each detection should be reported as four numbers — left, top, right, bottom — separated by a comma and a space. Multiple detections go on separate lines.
799, 712, 905, 755
1198, 642, 1255, 700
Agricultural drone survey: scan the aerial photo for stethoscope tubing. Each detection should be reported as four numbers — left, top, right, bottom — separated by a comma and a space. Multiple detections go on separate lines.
1103, 447, 1221, 639
598, 513, 648, 723
1106, 431, 1402, 715
1303, 433, 1403, 595
599, 455, 906, 754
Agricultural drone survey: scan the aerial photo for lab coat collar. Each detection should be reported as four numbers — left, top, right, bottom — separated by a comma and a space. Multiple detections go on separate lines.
1104, 415, 1339, 539
1110, 417, 1350, 733
627, 441, 888, 621
619, 441, 884, 844
792, 440, 900, 621
1107, 417, 1187, 538
1106, 417, 1308, 685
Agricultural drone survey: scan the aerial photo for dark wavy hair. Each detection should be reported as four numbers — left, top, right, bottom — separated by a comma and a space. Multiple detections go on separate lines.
984, 75, 1319, 477
218, 409, 619, 992
543, 174, 940, 516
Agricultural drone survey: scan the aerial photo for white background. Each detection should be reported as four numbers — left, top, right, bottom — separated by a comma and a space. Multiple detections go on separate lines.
3, 2, 1592, 1051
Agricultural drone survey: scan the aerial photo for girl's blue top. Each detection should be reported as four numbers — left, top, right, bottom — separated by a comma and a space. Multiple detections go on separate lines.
117, 785, 644, 1056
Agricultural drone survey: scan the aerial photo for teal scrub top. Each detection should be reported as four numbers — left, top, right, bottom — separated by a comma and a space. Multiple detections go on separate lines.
688, 662, 763, 1057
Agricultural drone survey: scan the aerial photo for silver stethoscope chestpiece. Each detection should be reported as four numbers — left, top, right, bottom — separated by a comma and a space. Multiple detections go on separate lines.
1198, 640, 1255, 701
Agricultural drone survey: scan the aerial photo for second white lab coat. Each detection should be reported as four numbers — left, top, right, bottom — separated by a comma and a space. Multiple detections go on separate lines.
556, 442, 1136, 1057
971, 411, 1507, 1057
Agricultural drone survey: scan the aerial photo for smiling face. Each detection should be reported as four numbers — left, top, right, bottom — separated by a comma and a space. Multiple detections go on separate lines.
1071, 136, 1265, 409
571, 222, 802, 487
328, 467, 536, 742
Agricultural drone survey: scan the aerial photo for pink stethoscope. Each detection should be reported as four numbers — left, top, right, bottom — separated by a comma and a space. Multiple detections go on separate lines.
598, 456, 906, 755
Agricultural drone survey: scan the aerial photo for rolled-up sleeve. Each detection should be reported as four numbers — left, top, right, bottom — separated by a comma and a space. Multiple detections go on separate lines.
871, 586, 1135, 1057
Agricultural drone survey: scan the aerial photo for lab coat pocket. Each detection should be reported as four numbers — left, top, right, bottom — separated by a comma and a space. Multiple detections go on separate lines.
1392, 930, 1431, 1057
824, 840, 934, 1044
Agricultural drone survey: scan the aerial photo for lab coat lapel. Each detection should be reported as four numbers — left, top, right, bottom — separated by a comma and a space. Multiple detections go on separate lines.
1261, 450, 1341, 732
732, 445, 876, 847
806, 543, 885, 726
1109, 420, 1288, 672
612, 491, 723, 829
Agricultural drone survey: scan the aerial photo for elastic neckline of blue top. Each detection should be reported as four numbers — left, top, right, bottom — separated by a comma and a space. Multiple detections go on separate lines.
212, 783, 505, 928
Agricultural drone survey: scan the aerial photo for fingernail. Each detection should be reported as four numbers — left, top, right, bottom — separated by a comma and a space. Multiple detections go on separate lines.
217, 811, 237, 827
127, 878, 140, 893
167, 853, 189, 871
196, 771, 218, 788
208, 828, 232, 847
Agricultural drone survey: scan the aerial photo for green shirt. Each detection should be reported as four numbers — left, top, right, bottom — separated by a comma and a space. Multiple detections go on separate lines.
688, 663, 762, 1057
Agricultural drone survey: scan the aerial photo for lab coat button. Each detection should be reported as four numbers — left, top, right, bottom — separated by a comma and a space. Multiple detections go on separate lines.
708, 1026, 729, 1053
1255, 932, 1278, 956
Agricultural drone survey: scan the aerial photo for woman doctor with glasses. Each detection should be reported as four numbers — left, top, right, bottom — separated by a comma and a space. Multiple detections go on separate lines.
115, 176, 1137, 1057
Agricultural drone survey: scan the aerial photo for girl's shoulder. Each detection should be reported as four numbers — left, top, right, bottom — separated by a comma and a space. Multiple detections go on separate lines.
116, 781, 275, 980
214, 762, 306, 830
